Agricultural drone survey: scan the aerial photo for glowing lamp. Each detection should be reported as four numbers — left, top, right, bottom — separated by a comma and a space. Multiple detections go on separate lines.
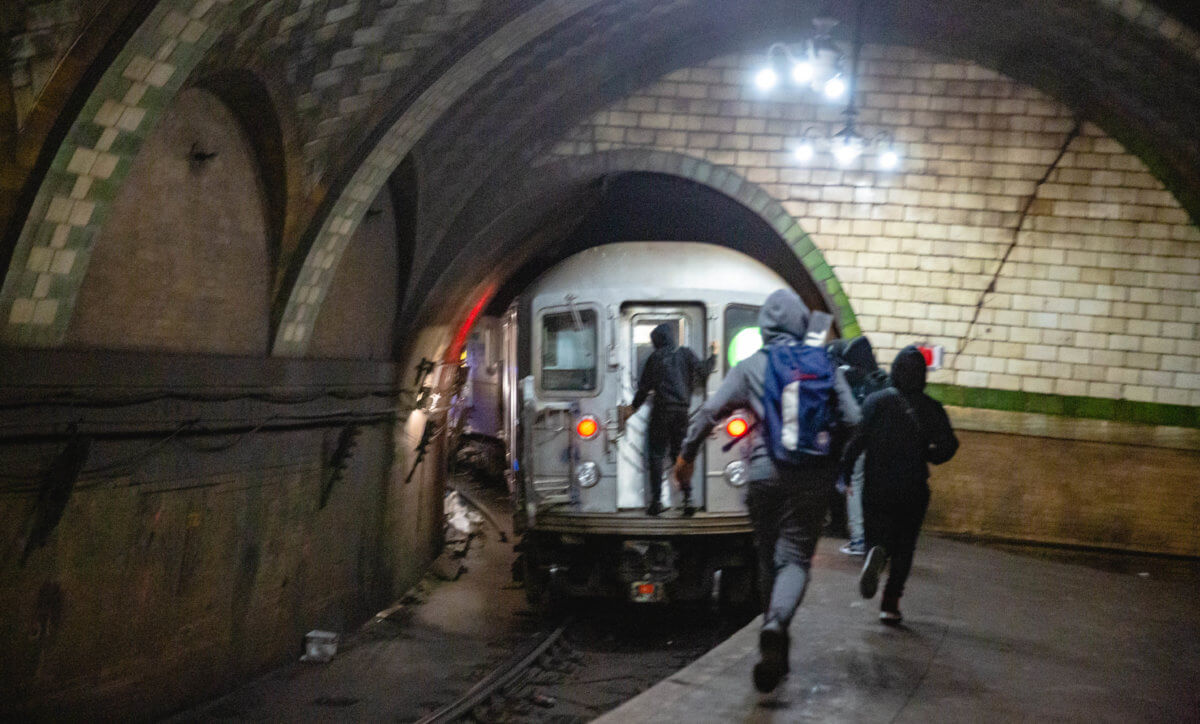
725, 417, 749, 438
576, 416, 599, 439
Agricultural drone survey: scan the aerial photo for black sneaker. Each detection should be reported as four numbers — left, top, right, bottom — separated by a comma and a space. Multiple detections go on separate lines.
681, 496, 696, 517
647, 501, 663, 517
859, 545, 887, 599
752, 619, 789, 693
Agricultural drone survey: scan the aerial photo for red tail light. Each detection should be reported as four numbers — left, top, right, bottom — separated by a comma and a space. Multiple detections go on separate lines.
725, 417, 748, 438
576, 416, 599, 439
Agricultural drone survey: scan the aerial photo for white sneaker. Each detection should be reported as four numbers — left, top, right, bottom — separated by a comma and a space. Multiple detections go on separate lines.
880, 609, 903, 625
840, 539, 865, 556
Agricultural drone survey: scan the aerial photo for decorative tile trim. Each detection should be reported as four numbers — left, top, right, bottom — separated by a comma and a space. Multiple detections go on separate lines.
0, 0, 247, 346
928, 382, 1200, 430
271, 0, 610, 357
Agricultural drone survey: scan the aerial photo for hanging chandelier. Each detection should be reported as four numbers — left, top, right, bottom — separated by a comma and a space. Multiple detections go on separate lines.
751, 6, 901, 171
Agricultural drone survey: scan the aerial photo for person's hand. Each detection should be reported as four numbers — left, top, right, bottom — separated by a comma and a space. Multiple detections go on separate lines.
673, 456, 694, 489
710, 341, 718, 356
617, 404, 633, 431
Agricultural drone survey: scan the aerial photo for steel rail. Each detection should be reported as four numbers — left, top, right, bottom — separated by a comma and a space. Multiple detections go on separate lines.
414, 618, 571, 724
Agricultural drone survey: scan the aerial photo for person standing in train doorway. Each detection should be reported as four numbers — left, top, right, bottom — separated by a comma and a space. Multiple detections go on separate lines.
619, 323, 715, 517
674, 289, 860, 693
843, 345, 958, 624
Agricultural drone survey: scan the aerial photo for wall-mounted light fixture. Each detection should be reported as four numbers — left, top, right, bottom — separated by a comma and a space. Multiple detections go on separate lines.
188, 141, 218, 170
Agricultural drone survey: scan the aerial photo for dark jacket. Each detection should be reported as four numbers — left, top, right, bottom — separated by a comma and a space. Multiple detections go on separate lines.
631, 323, 714, 413
682, 289, 860, 481
842, 345, 958, 499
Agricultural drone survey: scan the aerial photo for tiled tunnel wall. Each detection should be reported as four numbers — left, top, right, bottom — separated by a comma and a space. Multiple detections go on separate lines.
546, 45, 1200, 554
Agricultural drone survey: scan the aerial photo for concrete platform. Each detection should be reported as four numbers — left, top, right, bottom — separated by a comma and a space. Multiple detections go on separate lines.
598, 537, 1200, 723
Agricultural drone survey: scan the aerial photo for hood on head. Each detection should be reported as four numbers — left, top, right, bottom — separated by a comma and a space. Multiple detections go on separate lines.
890, 345, 927, 393
844, 336, 879, 372
650, 322, 676, 349
758, 289, 810, 345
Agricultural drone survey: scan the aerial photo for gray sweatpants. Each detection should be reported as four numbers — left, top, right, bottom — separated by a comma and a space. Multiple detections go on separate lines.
745, 474, 829, 627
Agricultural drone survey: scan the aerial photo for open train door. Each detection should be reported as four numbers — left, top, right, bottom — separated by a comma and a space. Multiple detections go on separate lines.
616, 303, 707, 512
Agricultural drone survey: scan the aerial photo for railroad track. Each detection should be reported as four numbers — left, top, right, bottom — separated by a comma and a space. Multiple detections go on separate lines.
422, 478, 582, 722
415, 617, 578, 723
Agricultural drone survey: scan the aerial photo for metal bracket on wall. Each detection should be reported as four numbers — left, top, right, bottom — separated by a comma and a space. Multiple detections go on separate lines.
21, 427, 91, 565
319, 423, 359, 510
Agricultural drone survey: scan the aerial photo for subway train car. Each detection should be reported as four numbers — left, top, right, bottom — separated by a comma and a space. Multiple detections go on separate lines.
499, 241, 832, 608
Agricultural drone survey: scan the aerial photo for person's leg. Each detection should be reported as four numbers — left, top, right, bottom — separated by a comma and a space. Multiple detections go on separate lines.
843, 454, 866, 552
881, 489, 930, 617
666, 409, 692, 513
751, 475, 826, 693
859, 486, 892, 599
644, 416, 667, 515
764, 480, 825, 627
745, 479, 781, 616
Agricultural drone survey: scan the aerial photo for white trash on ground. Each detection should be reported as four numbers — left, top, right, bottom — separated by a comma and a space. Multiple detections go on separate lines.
444, 491, 484, 543
300, 630, 339, 663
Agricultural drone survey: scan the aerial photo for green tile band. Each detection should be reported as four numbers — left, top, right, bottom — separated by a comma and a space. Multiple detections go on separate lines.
925, 383, 1200, 429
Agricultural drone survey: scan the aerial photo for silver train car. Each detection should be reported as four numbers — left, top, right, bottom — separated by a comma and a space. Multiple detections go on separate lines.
496, 241, 833, 608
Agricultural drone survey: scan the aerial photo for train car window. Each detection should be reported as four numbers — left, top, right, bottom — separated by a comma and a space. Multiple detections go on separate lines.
541, 309, 598, 391
724, 304, 762, 373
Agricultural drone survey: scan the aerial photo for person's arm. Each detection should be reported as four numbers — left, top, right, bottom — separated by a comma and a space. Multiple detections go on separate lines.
923, 399, 959, 465
629, 352, 659, 412
840, 392, 877, 481
832, 366, 862, 427
702, 342, 718, 377
679, 360, 753, 464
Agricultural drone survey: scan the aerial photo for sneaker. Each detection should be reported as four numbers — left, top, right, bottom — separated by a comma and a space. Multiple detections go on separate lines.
839, 539, 865, 556
647, 501, 663, 517
879, 609, 903, 625
681, 497, 696, 517
859, 546, 887, 599
753, 619, 790, 693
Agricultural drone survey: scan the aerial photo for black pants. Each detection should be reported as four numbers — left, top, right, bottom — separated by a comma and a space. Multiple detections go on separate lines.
863, 485, 930, 607
646, 407, 689, 506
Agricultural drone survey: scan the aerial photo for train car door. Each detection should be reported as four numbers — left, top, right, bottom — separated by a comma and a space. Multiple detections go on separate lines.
617, 304, 707, 511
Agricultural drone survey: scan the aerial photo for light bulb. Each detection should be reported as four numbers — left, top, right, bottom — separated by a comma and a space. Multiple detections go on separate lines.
755, 67, 778, 91
823, 75, 846, 99
791, 61, 814, 84
879, 148, 899, 170
833, 138, 862, 166
794, 142, 814, 162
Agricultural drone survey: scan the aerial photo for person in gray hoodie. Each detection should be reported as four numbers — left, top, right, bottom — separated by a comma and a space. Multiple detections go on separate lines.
674, 289, 860, 693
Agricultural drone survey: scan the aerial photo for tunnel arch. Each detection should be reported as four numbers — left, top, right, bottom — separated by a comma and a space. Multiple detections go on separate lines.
2, 0, 1199, 353
407, 150, 860, 344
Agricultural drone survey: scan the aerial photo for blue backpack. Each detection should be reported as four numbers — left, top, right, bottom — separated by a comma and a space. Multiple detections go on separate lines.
762, 342, 836, 464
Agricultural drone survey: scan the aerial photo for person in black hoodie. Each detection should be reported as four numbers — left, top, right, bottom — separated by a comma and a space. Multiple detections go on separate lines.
620, 323, 715, 516
842, 345, 958, 623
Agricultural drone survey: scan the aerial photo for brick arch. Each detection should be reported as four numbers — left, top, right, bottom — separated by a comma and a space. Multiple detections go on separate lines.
427, 149, 863, 339
0, 0, 251, 345
269, 0, 607, 356
2, 0, 1197, 349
